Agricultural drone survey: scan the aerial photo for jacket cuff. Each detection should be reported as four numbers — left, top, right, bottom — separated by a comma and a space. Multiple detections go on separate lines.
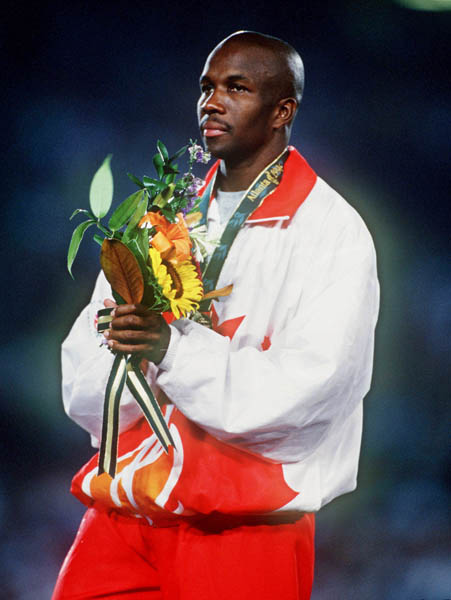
158, 324, 181, 371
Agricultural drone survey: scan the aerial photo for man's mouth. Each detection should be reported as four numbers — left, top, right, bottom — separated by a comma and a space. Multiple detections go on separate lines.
204, 128, 226, 138
201, 119, 230, 138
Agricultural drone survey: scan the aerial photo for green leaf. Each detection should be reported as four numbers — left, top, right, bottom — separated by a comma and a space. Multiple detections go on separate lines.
153, 153, 164, 179
157, 140, 169, 162
127, 172, 144, 188
142, 176, 167, 191
96, 222, 113, 238
93, 233, 104, 246
160, 206, 176, 222
169, 145, 187, 162
70, 208, 91, 220
164, 173, 176, 184
153, 183, 175, 209
89, 154, 113, 219
136, 227, 149, 260
112, 289, 125, 305
67, 219, 96, 277
122, 197, 148, 243
108, 189, 145, 231
127, 238, 148, 274
163, 164, 179, 176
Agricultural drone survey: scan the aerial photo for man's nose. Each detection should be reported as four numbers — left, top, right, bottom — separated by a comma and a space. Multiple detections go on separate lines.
200, 89, 225, 114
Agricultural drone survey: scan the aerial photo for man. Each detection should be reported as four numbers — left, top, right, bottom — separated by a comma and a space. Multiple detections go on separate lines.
54, 31, 379, 599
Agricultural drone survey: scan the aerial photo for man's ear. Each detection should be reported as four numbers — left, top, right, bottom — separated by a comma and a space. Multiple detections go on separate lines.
273, 98, 298, 130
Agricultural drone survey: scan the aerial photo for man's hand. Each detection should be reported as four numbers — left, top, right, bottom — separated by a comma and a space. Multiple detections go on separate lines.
103, 299, 171, 365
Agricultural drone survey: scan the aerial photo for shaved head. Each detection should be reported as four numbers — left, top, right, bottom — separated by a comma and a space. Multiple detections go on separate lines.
209, 31, 304, 110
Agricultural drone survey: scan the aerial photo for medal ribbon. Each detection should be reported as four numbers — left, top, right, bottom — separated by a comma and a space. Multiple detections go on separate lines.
97, 309, 174, 478
198, 148, 289, 312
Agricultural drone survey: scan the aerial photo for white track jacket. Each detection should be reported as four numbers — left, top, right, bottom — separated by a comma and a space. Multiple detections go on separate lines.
62, 148, 379, 513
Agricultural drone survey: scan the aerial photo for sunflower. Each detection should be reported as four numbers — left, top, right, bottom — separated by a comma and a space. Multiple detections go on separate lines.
148, 247, 173, 303
149, 248, 203, 319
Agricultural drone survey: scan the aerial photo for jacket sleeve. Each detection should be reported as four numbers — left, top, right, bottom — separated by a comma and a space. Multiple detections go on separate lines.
156, 213, 379, 463
61, 272, 145, 446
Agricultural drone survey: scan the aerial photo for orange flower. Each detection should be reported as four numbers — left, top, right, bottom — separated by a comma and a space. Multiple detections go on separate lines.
139, 211, 191, 263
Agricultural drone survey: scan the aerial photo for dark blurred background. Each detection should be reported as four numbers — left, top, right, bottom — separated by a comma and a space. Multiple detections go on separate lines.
1, 0, 450, 598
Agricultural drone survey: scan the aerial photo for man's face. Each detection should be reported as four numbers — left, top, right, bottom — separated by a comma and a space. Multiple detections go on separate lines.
197, 42, 279, 164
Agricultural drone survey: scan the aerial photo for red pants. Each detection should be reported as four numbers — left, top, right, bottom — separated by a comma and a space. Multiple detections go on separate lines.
53, 507, 315, 599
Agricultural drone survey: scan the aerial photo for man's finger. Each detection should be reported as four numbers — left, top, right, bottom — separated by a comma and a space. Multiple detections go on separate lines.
106, 329, 160, 344
112, 303, 137, 317
107, 341, 151, 354
133, 304, 155, 317
103, 298, 117, 309
107, 339, 167, 361
113, 304, 153, 318
110, 314, 157, 331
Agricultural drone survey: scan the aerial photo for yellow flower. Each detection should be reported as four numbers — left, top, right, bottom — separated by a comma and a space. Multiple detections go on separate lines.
149, 248, 173, 300
149, 248, 203, 319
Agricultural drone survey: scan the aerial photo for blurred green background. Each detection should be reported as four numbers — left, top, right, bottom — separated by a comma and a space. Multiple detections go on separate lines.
1, 1, 449, 597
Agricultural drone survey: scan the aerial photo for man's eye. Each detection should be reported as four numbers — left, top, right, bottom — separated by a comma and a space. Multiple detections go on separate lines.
200, 84, 213, 94
229, 84, 247, 92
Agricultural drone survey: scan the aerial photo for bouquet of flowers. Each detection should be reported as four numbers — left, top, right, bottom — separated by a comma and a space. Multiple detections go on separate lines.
67, 140, 227, 477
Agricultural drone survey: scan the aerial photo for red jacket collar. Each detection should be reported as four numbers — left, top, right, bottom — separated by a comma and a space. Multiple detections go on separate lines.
200, 146, 317, 225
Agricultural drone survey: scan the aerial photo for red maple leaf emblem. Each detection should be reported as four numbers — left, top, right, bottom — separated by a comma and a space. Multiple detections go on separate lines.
211, 305, 245, 340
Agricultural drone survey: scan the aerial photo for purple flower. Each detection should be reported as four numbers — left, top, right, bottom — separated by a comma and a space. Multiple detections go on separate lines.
181, 196, 197, 217
187, 177, 204, 196
183, 173, 204, 197
188, 143, 211, 165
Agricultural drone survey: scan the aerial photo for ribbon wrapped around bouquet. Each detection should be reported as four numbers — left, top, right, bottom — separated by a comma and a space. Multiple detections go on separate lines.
96, 306, 174, 477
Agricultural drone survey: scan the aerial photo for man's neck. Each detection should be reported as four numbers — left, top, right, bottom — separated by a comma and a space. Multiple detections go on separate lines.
216, 142, 288, 192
